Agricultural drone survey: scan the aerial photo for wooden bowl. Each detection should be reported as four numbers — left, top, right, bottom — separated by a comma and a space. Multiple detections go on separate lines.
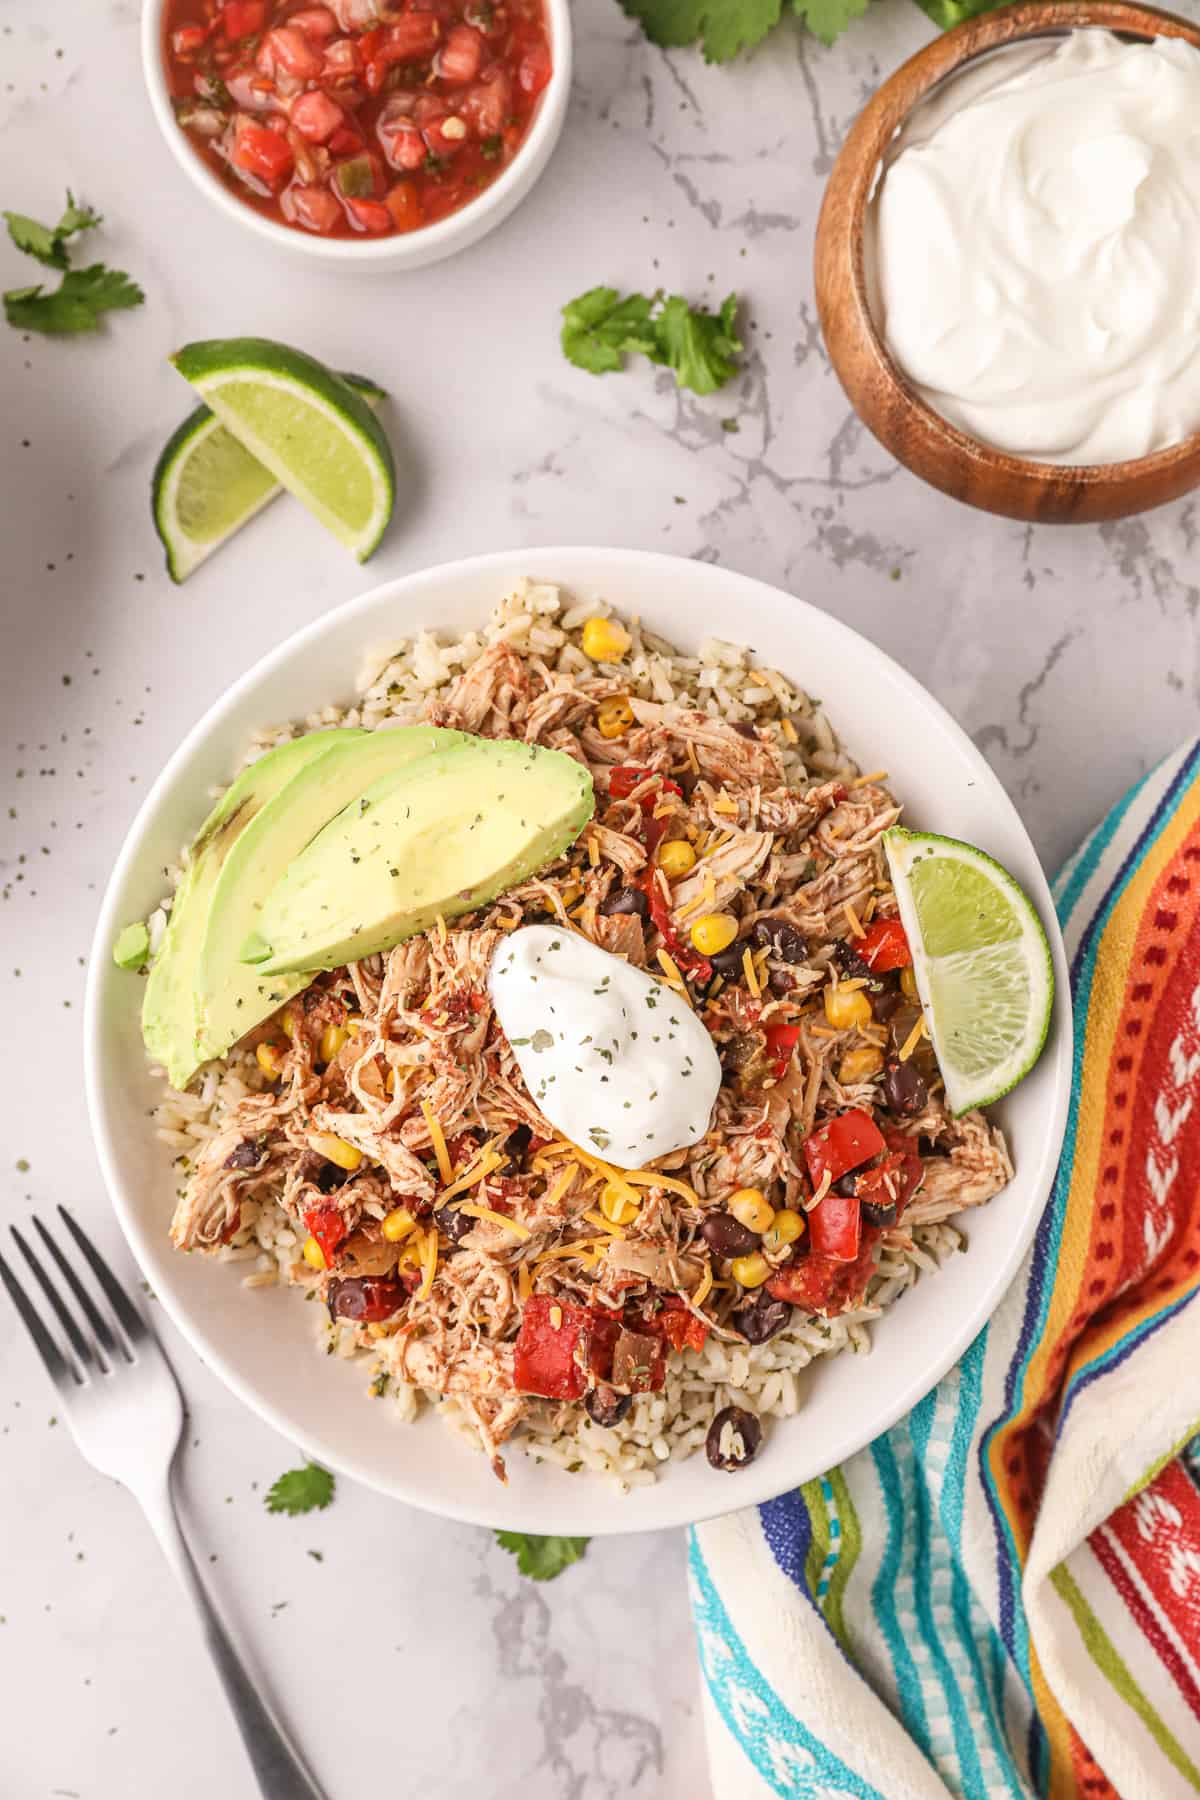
814, 0, 1200, 523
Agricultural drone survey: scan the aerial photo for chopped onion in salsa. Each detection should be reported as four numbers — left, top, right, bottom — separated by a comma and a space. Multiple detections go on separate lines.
162, 0, 553, 238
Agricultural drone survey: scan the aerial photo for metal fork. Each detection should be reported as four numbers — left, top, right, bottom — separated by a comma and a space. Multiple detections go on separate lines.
0, 1207, 327, 1800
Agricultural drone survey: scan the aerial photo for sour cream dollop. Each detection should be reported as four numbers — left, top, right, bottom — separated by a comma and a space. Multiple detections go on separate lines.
866, 31, 1200, 464
489, 925, 722, 1170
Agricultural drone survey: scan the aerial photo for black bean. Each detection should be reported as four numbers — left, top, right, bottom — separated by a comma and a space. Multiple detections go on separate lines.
506, 1124, 533, 1161
860, 1198, 897, 1228
882, 1057, 927, 1117
869, 975, 904, 1022
731, 722, 758, 740
730, 1289, 793, 1344
585, 1384, 632, 1427
706, 1405, 764, 1472
326, 1276, 405, 1324
601, 884, 649, 920
753, 917, 807, 963
315, 1160, 350, 1193
768, 968, 798, 995
832, 1171, 859, 1198
701, 1212, 759, 1258
433, 1201, 475, 1243
223, 1137, 264, 1172
709, 940, 748, 977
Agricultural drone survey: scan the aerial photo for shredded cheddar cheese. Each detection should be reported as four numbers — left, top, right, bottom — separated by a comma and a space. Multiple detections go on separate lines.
781, 717, 799, 745
435, 913, 448, 944
542, 1163, 578, 1211
549, 1303, 563, 1330
853, 769, 888, 787
898, 1014, 928, 1063
712, 790, 739, 818
457, 1202, 531, 1239
587, 833, 600, 868
685, 739, 701, 775
417, 1226, 439, 1300
690, 1262, 714, 1309
582, 1208, 626, 1239
518, 1263, 533, 1301
742, 947, 760, 997
843, 901, 865, 939
656, 947, 686, 988
421, 1101, 452, 1183
438, 1152, 504, 1202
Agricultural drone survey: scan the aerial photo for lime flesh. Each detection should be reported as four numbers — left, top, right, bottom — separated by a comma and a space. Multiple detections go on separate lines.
169, 339, 394, 563
884, 828, 1054, 1115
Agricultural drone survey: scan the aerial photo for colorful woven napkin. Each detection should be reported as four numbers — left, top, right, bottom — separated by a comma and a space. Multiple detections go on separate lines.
690, 740, 1200, 1800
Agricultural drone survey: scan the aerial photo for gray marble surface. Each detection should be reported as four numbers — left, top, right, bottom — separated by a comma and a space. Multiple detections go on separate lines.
2, 0, 1198, 1795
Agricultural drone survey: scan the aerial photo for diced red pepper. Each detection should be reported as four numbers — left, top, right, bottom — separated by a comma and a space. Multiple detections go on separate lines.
303, 1204, 348, 1267
219, 0, 265, 38
172, 24, 209, 56
764, 1021, 800, 1077
608, 765, 682, 805
807, 1185, 861, 1263
858, 918, 912, 973
802, 1109, 886, 1188
643, 871, 712, 983
513, 1296, 590, 1400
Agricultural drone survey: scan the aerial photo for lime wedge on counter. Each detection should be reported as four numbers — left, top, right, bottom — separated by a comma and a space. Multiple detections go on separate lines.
884, 828, 1053, 1116
169, 339, 395, 562
152, 370, 385, 583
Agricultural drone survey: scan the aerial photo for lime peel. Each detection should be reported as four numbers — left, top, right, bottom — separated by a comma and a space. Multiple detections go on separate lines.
884, 827, 1054, 1115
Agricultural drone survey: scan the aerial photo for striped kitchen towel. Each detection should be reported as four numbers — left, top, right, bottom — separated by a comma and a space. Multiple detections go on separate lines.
690, 740, 1200, 1800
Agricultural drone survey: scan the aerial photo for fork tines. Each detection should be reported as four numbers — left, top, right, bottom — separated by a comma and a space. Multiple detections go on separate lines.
0, 1206, 146, 1392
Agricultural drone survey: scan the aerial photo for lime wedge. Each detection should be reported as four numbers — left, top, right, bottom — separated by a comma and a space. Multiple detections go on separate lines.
884, 828, 1054, 1115
169, 339, 395, 562
152, 372, 385, 583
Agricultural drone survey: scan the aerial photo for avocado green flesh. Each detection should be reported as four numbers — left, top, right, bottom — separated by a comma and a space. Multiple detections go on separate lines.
142, 731, 348, 1089
246, 739, 596, 975
194, 726, 465, 1065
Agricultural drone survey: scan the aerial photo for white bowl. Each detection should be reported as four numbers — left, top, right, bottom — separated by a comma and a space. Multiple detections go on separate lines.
85, 548, 1071, 1535
140, 0, 572, 271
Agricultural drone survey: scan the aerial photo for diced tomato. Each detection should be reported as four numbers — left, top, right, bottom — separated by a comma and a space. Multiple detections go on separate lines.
290, 88, 345, 142
861, 1135, 924, 1216
436, 22, 483, 81
302, 1204, 348, 1266
460, 67, 510, 136
609, 765, 682, 805
282, 182, 343, 232
807, 1186, 861, 1262
385, 181, 424, 230
517, 37, 551, 95
586, 1314, 622, 1376
513, 1295, 590, 1400
767, 1251, 871, 1315
328, 123, 365, 155
289, 5, 338, 40
655, 1298, 709, 1354
231, 117, 295, 184
858, 918, 912, 972
258, 23, 327, 78
364, 12, 442, 89
421, 109, 468, 157
172, 24, 209, 56
219, 0, 265, 38
322, 35, 360, 77
643, 869, 712, 984
764, 1021, 800, 1077
802, 1109, 886, 1188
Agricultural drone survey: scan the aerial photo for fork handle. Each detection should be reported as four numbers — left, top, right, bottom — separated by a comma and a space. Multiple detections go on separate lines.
138, 1475, 328, 1800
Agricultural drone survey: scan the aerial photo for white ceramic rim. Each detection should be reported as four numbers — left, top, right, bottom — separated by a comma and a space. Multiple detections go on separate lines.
84, 548, 1072, 1533
139, 0, 572, 268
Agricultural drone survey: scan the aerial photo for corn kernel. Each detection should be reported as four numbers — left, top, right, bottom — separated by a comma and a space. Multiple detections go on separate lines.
824, 985, 873, 1030
345, 1015, 364, 1037
600, 1180, 640, 1226
301, 1235, 326, 1272
838, 1046, 885, 1086
658, 839, 697, 880
310, 1132, 362, 1172
256, 1042, 284, 1080
900, 965, 920, 1003
764, 1209, 807, 1253
728, 1187, 775, 1234
279, 1009, 297, 1041
382, 1207, 416, 1243
731, 1252, 771, 1289
319, 1022, 348, 1063
581, 617, 632, 663
596, 695, 635, 739
691, 912, 739, 956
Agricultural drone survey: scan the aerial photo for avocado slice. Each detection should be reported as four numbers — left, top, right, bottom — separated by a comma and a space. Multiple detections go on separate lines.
193, 725, 465, 1067
243, 738, 596, 974
142, 730, 348, 1089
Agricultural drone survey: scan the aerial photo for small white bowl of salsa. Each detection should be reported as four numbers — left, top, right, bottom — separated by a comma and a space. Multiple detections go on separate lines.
141, 0, 571, 269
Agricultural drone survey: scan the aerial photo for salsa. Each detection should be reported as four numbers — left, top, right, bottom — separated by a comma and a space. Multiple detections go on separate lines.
162, 0, 553, 239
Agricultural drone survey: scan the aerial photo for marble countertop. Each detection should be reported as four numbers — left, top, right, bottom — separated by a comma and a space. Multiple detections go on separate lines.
3, 0, 1199, 1794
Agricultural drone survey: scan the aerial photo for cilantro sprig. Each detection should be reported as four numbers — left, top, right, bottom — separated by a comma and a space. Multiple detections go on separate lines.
495, 1530, 590, 1580
3, 191, 143, 336
265, 1462, 336, 1516
618, 0, 870, 57
561, 287, 742, 396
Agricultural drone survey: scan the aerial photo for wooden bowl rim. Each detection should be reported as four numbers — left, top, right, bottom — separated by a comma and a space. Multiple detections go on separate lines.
819, 0, 1200, 489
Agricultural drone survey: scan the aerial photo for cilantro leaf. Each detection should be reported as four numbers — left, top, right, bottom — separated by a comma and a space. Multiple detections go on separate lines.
907, 0, 1005, 26
4, 264, 144, 336
4, 191, 102, 270
561, 286, 742, 395
650, 292, 742, 396
791, 0, 869, 44
264, 1462, 336, 1516
560, 286, 660, 375
495, 1530, 589, 1580
618, 0, 865, 57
